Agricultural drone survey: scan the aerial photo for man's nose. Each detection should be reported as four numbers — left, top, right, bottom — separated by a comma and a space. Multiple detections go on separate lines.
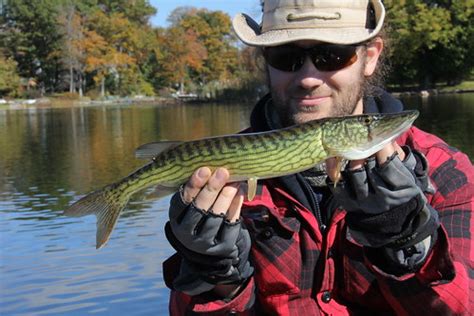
295, 57, 325, 90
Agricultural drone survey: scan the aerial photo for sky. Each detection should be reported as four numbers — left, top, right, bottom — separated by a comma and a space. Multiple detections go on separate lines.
148, 0, 262, 27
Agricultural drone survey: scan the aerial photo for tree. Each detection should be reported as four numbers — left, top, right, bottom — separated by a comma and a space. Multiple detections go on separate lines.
179, 10, 239, 83
159, 25, 207, 92
158, 8, 239, 94
96, 0, 156, 24
0, 53, 21, 97
80, 8, 160, 96
141, 28, 171, 92
1, 0, 158, 96
385, 0, 474, 89
58, 3, 86, 96
167, 6, 196, 26
1, 0, 65, 93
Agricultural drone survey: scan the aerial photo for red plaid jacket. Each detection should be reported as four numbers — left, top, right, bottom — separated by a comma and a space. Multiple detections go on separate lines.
164, 125, 473, 315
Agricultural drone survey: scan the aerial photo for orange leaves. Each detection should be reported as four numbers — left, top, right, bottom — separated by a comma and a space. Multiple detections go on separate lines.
73, 9, 142, 92
157, 8, 239, 90
161, 26, 208, 83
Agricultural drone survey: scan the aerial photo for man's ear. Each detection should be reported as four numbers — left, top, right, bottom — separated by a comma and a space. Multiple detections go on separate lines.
364, 37, 383, 76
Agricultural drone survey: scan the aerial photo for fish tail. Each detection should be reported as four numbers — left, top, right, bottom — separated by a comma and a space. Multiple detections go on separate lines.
64, 186, 130, 249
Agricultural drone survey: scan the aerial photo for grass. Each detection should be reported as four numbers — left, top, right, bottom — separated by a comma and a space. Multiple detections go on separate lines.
388, 79, 474, 94
437, 80, 474, 92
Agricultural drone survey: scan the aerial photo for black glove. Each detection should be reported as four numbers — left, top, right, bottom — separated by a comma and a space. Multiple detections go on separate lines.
329, 147, 439, 249
165, 190, 253, 295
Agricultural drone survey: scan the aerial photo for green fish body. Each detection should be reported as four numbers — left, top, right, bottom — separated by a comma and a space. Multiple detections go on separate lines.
64, 110, 419, 249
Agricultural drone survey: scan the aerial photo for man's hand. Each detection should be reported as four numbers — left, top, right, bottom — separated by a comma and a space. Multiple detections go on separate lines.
165, 167, 253, 297
326, 141, 405, 181
325, 141, 436, 248
182, 167, 243, 223
349, 141, 405, 170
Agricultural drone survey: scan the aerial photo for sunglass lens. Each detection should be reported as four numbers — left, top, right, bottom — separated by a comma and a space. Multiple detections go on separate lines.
264, 44, 358, 72
263, 46, 305, 72
311, 45, 358, 71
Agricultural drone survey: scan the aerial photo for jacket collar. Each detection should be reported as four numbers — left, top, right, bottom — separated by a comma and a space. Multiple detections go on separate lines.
363, 88, 404, 114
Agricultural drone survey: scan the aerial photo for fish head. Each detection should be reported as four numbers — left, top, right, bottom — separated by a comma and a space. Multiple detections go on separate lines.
322, 110, 419, 160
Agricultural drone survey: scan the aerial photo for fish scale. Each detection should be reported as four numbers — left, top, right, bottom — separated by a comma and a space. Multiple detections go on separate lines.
64, 110, 419, 249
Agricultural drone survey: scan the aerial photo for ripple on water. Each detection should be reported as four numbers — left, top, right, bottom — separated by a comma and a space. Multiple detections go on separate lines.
1, 189, 174, 315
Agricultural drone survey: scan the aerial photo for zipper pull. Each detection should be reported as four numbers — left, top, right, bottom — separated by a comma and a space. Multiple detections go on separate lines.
320, 224, 327, 233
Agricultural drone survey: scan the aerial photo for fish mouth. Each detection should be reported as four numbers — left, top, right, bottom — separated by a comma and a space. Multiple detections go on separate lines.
340, 110, 419, 160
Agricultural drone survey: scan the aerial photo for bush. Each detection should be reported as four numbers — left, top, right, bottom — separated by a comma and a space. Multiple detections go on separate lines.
51, 92, 80, 100
0, 55, 22, 97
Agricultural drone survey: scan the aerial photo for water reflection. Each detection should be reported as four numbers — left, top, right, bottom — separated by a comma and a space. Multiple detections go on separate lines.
1, 189, 172, 315
0, 102, 252, 315
0, 103, 251, 193
0, 95, 472, 315
402, 94, 474, 158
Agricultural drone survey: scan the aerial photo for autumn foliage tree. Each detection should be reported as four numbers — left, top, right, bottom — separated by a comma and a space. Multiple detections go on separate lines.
160, 25, 207, 93
58, 3, 85, 96
159, 8, 239, 95
1, 1, 472, 98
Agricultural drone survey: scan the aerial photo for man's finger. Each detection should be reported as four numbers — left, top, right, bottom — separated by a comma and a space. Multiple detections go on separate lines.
348, 159, 366, 171
226, 187, 244, 223
182, 167, 212, 203
375, 141, 404, 165
194, 168, 229, 210
211, 183, 240, 216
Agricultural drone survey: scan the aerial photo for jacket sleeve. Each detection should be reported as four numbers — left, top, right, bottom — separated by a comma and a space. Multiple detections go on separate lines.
365, 136, 474, 315
163, 254, 257, 315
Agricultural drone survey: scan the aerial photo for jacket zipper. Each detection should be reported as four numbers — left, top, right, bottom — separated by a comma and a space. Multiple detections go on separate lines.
300, 175, 327, 233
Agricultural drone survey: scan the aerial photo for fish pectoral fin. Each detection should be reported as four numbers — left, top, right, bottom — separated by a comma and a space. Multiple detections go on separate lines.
247, 177, 258, 201
135, 141, 183, 160
328, 156, 344, 187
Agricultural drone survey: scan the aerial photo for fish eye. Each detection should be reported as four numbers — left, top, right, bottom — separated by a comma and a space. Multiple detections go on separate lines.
364, 117, 372, 125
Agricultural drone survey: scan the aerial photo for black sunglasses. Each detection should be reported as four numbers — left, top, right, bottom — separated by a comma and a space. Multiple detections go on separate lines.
263, 44, 360, 72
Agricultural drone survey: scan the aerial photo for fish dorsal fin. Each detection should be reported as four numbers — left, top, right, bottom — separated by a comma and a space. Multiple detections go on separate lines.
135, 141, 182, 159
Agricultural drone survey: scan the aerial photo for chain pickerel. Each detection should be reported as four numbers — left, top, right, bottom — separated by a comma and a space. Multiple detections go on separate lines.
64, 110, 419, 249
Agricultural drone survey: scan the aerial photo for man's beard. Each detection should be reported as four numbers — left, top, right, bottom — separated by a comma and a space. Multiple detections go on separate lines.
270, 68, 366, 127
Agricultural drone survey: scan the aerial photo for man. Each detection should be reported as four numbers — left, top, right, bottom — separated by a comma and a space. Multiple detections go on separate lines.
163, 0, 473, 314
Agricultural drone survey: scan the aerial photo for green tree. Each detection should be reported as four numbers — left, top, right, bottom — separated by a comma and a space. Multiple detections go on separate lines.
0, 53, 21, 97
1, 0, 157, 96
140, 27, 175, 93
386, 0, 474, 89
97, 0, 156, 24
1, 0, 65, 93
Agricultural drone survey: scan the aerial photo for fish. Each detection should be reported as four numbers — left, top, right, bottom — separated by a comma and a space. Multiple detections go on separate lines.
64, 110, 419, 249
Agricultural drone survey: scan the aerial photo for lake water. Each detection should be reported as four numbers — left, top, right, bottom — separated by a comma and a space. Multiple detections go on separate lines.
0, 94, 473, 315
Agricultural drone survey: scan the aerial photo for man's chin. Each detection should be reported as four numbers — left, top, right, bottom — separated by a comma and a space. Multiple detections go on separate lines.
291, 111, 329, 125
273, 98, 331, 125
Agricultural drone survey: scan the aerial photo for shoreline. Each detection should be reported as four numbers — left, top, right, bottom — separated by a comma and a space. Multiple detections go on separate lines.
0, 96, 178, 110
1, 88, 474, 110
390, 88, 474, 98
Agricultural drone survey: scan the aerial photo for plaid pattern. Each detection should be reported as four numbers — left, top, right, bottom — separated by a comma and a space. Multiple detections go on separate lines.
164, 126, 473, 315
